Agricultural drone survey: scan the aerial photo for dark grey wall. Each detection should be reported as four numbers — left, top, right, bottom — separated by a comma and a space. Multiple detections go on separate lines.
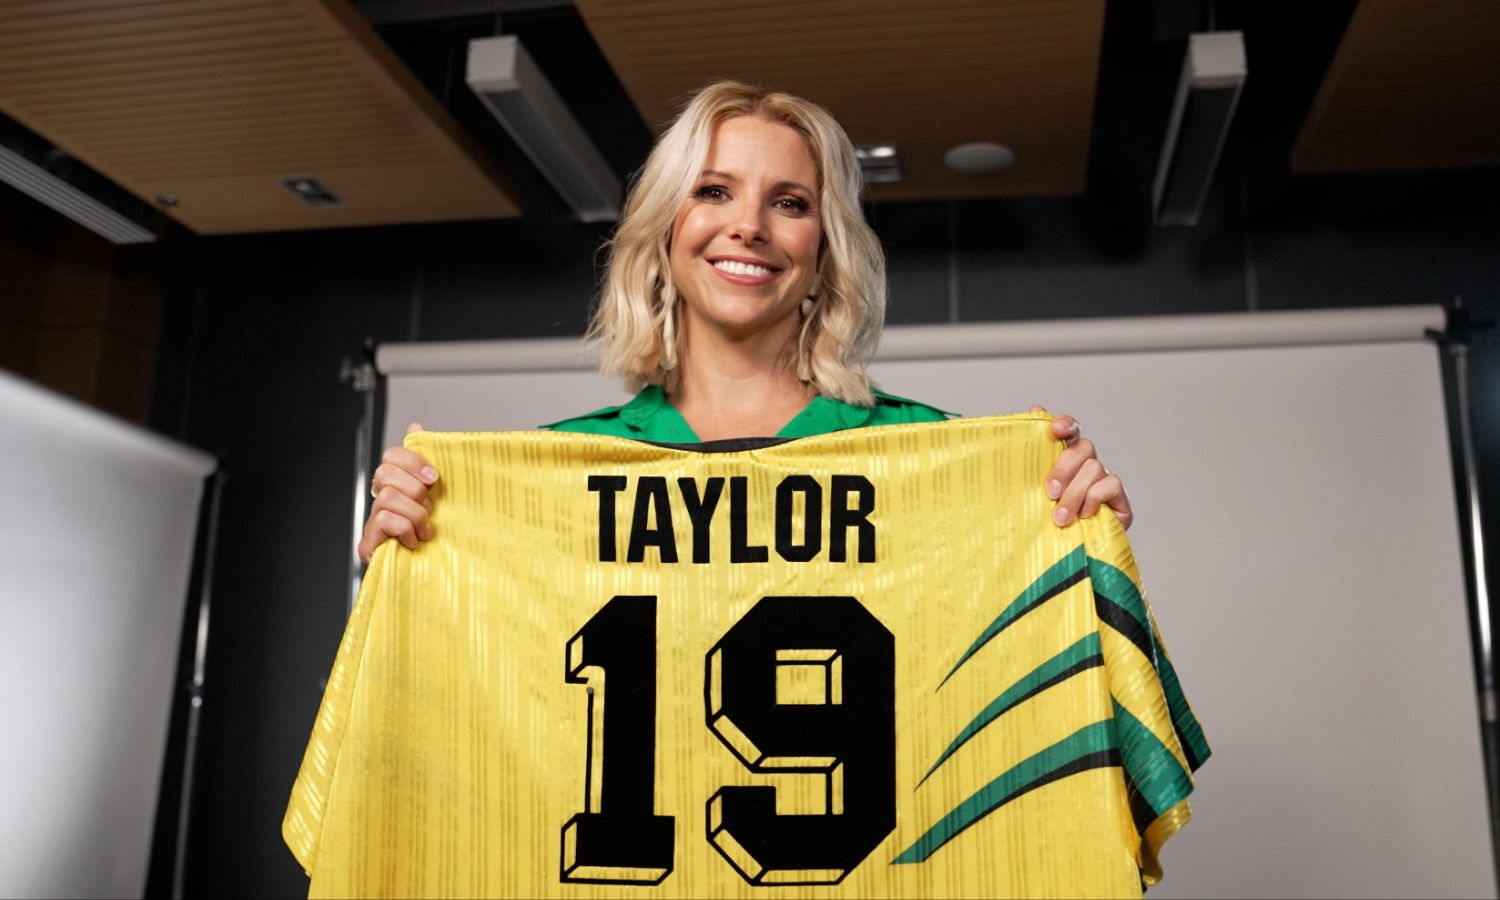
143, 7, 1500, 897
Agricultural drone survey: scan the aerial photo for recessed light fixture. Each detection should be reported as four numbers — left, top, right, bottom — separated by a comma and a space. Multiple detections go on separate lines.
943, 142, 1016, 175
854, 143, 903, 183
281, 176, 341, 208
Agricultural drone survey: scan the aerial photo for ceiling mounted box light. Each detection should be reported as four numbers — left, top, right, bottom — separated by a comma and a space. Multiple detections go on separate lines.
1152, 31, 1246, 226
466, 35, 622, 223
854, 143, 903, 183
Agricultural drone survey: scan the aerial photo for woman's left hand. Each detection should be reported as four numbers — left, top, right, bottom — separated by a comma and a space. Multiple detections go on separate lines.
1032, 406, 1133, 531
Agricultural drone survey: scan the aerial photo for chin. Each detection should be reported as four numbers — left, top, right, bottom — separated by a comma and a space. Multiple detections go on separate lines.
704, 306, 799, 336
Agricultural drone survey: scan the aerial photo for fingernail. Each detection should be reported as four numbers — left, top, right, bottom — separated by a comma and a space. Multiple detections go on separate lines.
420, 466, 439, 483
1053, 506, 1071, 526
1046, 479, 1062, 500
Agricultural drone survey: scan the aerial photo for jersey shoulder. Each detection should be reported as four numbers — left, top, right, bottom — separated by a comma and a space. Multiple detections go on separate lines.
537, 405, 634, 436
868, 389, 957, 425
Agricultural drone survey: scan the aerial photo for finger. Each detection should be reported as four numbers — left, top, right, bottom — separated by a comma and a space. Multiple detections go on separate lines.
1030, 405, 1047, 414
371, 461, 431, 504
371, 508, 421, 551
374, 487, 435, 541
1054, 457, 1104, 527
381, 445, 439, 485
1078, 474, 1124, 520
1051, 413, 1080, 444
357, 527, 377, 563
357, 510, 403, 562
358, 491, 435, 560
358, 510, 402, 561
1045, 437, 1095, 500
405, 421, 425, 435
1112, 491, 1134, 531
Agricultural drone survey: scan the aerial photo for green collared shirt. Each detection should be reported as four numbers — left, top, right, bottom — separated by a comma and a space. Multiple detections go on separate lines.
540, 384, 952, 442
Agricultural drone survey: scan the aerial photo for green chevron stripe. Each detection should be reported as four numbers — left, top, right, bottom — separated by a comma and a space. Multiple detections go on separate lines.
1113, 699, 1194, 821
939, 545, 1088, 689
892, 720, 1118, 865
1151, 647, 1211, 771
1086, 557, 1153, 663
1089, 556, 1211, 770
918, 633, 1103, 787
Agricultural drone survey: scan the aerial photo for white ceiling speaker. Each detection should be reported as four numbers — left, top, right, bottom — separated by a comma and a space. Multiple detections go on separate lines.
1152, 31, 1247, 226
465, 35, 622, 223
943, 142, 1016, 175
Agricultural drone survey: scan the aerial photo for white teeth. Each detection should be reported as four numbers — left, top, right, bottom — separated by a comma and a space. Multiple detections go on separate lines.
712, 259, 774, 277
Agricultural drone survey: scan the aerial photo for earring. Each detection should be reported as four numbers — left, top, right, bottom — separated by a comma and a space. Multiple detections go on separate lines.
661, 294, 678, 372
801, 295, 816, 317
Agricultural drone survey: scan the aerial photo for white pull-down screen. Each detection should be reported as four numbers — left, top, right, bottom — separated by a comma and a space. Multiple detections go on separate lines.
0, 371, 214, 898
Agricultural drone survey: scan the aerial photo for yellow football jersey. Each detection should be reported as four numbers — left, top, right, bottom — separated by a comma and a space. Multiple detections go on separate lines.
284, 415, 1208, 898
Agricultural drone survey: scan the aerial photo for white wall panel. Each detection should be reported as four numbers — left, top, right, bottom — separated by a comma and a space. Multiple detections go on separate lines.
0, 371, 213, 898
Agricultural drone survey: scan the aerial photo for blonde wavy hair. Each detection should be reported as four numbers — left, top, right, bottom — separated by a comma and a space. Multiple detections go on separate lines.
588, 80, 886, 407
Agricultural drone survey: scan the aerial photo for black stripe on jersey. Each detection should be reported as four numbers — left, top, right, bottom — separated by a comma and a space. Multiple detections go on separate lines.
1127, 779, 1159, 837
1008, 654, 1105, 720
918, 648, 1104, 788
938, 565, 1088, 690
928, 749, 1123, 855
1094, 592, 1154, 662
1007, 567, 1089, 637
1180, 727, 1206, 773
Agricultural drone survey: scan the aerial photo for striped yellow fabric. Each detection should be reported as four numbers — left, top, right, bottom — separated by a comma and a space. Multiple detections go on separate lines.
284, 414, 1207, 898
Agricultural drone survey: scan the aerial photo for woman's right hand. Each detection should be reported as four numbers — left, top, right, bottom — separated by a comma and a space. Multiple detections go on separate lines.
358, 422, 438, 563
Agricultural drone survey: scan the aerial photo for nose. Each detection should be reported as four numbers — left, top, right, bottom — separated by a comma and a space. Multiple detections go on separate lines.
728, 199, 768, 246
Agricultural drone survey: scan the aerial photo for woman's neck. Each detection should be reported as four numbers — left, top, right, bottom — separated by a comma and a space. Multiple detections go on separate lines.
668, 322, 813, 441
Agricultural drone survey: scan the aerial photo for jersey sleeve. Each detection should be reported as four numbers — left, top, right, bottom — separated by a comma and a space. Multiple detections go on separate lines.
282, 544, 393, 876
1081, 510, 1211, 884
868, 390, 957, 425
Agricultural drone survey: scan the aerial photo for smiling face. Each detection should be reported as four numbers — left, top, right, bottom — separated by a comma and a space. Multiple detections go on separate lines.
668, 115, 822, 352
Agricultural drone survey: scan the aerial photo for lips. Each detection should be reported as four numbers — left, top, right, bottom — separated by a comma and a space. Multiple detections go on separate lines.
708, 256, 780, 285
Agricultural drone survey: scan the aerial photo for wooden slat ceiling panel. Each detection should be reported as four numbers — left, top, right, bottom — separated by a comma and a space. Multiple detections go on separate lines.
0, 0, 521, 234
1292, 0, 1500, 174
573, 0, 1106, 199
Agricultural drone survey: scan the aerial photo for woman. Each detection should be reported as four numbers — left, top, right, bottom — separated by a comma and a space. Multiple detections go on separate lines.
359, 81, 1130, 562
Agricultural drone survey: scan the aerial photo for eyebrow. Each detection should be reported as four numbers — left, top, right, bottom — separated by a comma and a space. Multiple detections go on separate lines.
698, 170, 814, 195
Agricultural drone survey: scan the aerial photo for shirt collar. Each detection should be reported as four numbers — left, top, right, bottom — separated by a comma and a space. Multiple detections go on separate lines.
776, 393, 874, 437
620, 385, 700, 442
622, 384, 876, 441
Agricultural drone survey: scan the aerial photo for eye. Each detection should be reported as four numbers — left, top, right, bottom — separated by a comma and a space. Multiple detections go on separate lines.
694, 184, 729, 201
774, 195, 813, 215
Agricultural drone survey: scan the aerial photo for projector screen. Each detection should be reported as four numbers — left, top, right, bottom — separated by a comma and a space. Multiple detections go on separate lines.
375, 305, 1494, 899
0, 371, 215, 898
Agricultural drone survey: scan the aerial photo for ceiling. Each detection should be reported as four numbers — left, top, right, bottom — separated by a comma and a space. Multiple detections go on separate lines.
0, 0, 1495, 236
1291, 0, 1500, 174
0, 0, 520, 234
572, 0, 1107, 201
